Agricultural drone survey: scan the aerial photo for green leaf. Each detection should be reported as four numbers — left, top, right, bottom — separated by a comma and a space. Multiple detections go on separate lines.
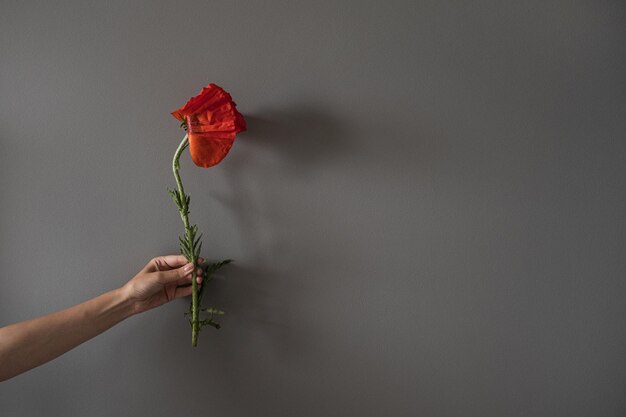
206, 259, 233, 275
192, 233, 202, 250
199, 319, 221, 330
202, 308, 225, 315
197, 259, 232, 302
178, 236, 190, 251
179, 241, 192, 260
193, 241, 202, 259
167, 188, 182, 209
186, 225, 198, 242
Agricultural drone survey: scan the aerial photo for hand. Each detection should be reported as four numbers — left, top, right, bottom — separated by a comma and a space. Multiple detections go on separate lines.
122, 255, 204, 315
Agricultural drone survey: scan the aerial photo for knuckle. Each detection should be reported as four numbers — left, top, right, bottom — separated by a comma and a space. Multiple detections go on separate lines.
151, 257, 161, 270
155, 270, 167, 282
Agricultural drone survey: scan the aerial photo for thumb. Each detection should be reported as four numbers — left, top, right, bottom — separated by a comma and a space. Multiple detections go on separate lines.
156, 262, 194, 284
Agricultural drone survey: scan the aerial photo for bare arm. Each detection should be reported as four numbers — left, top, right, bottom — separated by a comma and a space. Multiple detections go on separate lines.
0, 255, 203, 382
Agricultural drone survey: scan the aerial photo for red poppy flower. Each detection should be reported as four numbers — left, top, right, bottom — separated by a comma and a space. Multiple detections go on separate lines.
172, 83, 246, 168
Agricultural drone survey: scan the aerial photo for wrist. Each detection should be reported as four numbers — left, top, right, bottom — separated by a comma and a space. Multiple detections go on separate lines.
115, 285, 138, 318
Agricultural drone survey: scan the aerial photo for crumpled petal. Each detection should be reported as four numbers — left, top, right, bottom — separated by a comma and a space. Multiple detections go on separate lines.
172, 83, 246, 168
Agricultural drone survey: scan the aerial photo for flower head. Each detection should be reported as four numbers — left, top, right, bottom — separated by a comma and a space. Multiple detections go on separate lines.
172, 83, 246, 168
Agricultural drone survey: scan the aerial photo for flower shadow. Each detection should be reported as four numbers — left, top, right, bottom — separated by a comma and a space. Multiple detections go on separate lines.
200, 103, 355, 355
226, 103, 354, 178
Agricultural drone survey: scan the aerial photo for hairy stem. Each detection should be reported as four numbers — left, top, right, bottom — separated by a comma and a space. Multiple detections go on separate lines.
172, 134, 200, 347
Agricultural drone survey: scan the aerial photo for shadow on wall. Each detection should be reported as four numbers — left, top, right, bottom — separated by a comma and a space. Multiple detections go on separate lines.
211, 101, 353, 320
227, 103, 355, 183
193, 103, 355, 363
132, 102, 446, 414
130, 103, 363, 410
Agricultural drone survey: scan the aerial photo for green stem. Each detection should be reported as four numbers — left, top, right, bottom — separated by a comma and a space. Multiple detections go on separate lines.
172, 134, 200, 347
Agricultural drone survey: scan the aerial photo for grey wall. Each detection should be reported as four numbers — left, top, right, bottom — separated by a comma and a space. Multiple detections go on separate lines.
1, 1, 624, 416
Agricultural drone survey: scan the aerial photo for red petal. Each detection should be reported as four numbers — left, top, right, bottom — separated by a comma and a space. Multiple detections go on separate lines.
171, 83, 246, 167
171, 84, 233, 121
188, 133, 235, 168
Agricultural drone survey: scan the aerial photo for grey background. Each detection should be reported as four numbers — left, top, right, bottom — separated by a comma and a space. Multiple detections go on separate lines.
1, 1, 624, 416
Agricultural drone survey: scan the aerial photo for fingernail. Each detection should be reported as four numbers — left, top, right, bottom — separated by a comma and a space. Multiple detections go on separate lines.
183, 263, 194, 273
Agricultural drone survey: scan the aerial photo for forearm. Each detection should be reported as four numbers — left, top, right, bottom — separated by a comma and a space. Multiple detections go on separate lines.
0, 287, 134, 382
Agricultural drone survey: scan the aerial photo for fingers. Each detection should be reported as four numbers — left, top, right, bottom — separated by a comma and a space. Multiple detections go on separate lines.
145, 255, 186, 273
145, 255, 205, 272
156, 262, 204, 285
156, 262, 192, 284
173, 269, 203, 286
173, 285, 193, 299
173, 274, 204, 299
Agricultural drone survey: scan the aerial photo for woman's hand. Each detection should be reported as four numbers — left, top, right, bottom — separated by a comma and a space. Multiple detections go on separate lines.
122, 255, 204, 315
0, 255, 205, 381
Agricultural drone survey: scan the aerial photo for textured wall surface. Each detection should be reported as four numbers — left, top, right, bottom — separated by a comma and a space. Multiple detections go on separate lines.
1, 1, 624, 416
